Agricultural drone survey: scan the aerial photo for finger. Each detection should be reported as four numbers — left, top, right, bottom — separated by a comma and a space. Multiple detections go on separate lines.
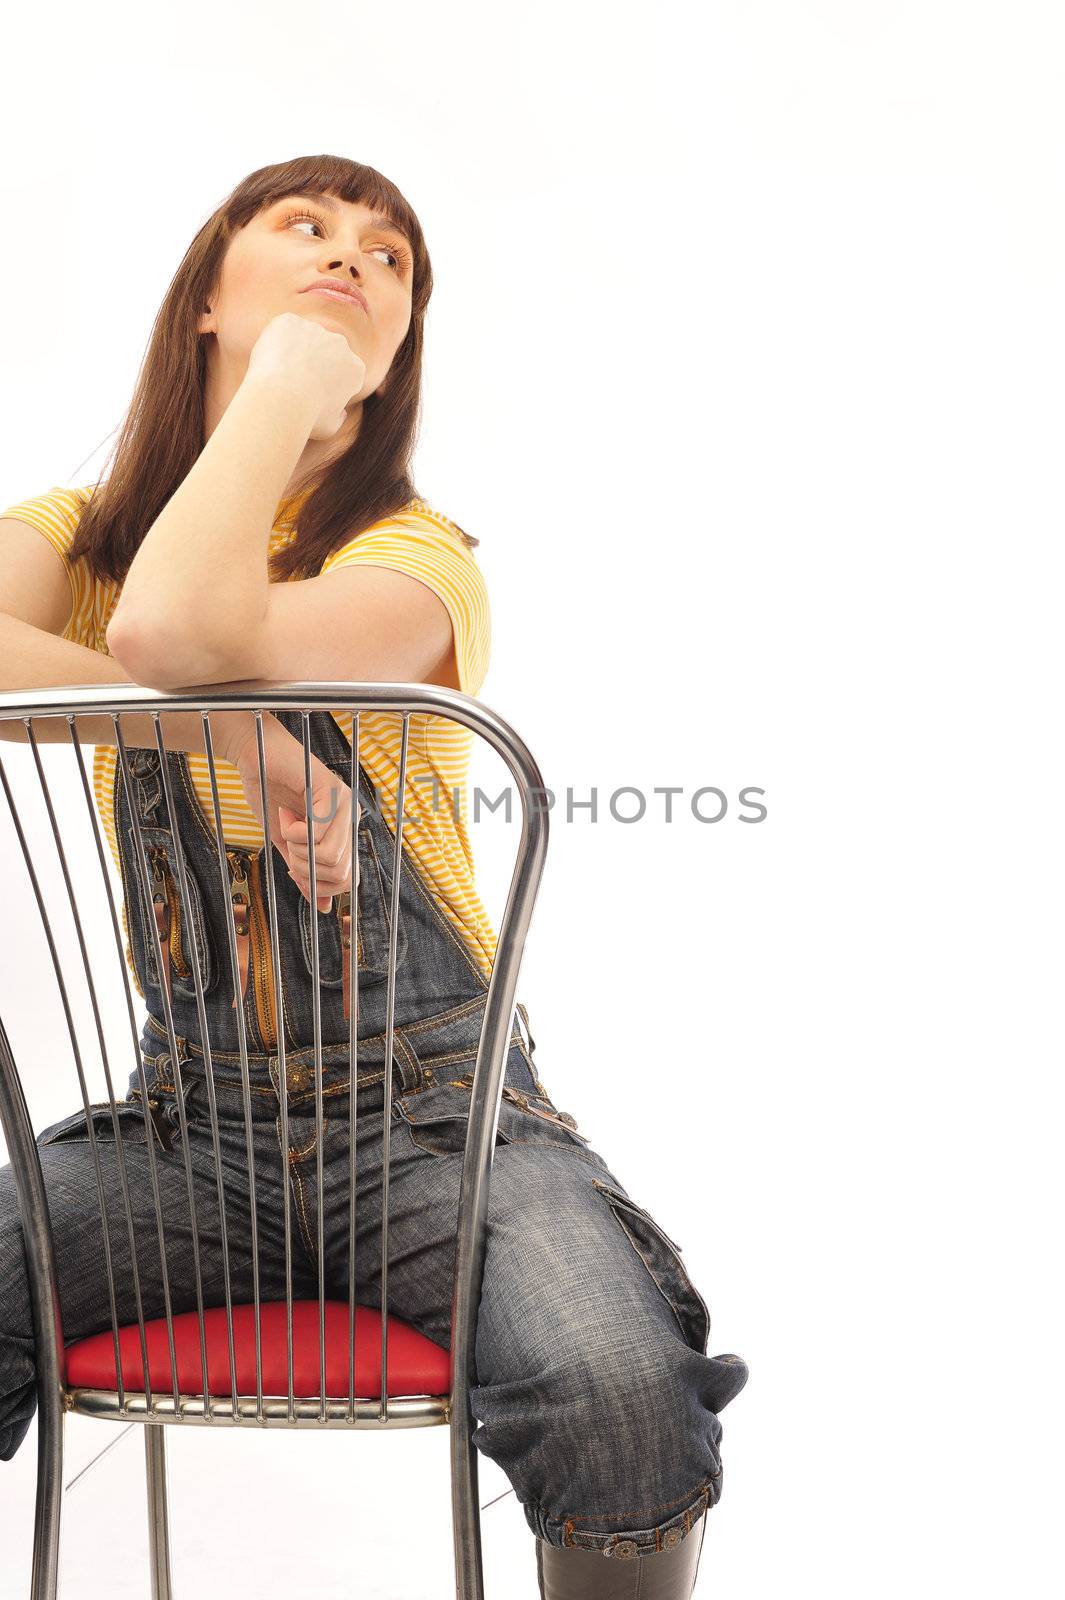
304, 853, 358, 889
286, 829, 352, 886
285, 834, 351, 883
294, 781, 355, 876
288, 871, 339, 913
280, 804, 346, 857
277, 789, 359, 901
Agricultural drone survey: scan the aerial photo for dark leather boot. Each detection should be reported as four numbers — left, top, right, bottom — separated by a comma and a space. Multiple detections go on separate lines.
535, 1510, 707, 1598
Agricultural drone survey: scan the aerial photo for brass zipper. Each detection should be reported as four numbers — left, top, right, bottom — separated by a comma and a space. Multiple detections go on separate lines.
148, 849, 178, 1001
157, 851, 191, 978
248, 853, 278, 1049
226, 849, 252, 1015
225, 847, 277, 1049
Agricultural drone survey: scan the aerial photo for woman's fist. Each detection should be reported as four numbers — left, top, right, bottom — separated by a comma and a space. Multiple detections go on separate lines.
225, 712, 360, 913
246, 310, 367, 441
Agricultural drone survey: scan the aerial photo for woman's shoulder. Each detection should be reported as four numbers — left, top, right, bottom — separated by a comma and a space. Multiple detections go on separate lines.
324, 495, 486, 578
366, 496, 481, 555
320, 495, 490, 696
0, 483, 95, 562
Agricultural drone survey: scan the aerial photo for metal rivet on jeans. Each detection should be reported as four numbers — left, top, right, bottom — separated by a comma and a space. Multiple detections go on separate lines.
612, 1540, 637, 1559
662, 1528, 681, 1548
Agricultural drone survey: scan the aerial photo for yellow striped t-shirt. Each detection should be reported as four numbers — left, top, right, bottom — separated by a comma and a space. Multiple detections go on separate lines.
0, 484, 498, 986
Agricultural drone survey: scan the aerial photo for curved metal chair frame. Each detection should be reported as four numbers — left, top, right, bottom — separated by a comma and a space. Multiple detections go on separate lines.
0, 680, 549, 1600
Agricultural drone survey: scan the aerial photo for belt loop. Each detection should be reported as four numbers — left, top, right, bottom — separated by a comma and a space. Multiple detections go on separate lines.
392, 1031, 423, 1094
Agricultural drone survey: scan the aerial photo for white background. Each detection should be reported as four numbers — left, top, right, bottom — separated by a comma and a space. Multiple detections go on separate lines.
0, 2, 1061, 1595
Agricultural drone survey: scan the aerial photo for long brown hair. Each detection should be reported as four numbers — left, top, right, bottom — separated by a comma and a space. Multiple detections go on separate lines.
67, 153, 478, 589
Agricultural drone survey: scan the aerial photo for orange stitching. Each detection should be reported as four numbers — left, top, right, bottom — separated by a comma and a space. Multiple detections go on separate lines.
408, 1034, 525, 1073
288, 1122, 326, 1163
399, 994, 488, 1036
291, 1162, 318, 1262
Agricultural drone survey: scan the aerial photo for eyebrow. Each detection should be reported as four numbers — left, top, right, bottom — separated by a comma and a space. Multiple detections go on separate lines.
276, 191, 412, 248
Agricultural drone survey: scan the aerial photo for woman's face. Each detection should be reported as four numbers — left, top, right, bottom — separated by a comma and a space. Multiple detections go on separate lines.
198, 190, 414, 406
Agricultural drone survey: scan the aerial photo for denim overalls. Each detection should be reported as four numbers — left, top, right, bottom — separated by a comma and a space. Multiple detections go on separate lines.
118, 706, 513, 1067
0, 708, 750, 1560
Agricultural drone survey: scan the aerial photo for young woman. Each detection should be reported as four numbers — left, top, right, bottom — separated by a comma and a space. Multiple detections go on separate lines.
0, 154, 748, 1598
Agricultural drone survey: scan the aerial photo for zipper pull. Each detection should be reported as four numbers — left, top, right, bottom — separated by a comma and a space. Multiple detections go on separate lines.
149, 850, 173, 1004
227, 850, 252, 1008
337, 889, 354, 1021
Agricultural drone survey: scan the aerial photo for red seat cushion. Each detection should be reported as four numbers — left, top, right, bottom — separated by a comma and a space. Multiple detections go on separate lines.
65, 1301, 452, 1399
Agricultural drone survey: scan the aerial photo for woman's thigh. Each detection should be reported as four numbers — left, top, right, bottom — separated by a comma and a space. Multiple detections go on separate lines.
317, 1090, 718, 1371
315, 1087, 634, 1344
319, 1109, 747, 1550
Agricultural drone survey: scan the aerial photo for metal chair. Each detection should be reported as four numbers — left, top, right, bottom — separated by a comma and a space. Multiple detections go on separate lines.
0, 680, 549, 1600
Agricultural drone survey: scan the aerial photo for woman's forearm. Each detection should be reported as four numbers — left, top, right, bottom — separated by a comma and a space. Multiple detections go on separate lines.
106, 374, 317, 680
0, 611, 253, 756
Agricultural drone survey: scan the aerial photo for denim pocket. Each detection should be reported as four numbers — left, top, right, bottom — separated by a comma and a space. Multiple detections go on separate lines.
395, 1078, 590, 1156
124, 824, 217, 999
38, 1099, 161, 1150
591, 1177, 711, 1356
393, 1080, 499, 1156
298, 826, 408, 987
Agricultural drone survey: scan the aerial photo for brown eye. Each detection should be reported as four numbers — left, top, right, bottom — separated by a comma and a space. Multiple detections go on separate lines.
282, 208, 328, 236
373, 244, 410, 273
281, 208, 411, 274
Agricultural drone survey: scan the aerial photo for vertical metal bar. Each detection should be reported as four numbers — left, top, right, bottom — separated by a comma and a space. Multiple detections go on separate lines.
143, 1426, 174, 1600
300, 714, 328, 1420
347, 712, 361, 1423
116, 719, 211, 1411
2, 728, 132, 1409
0, 1033, 67, 1600
66, 719, 180, 1412
152, 715, 240, 1415
252, 712, 296, 1421
19, 716, 155, 1414
379, 711, 410, 1422
200, 711, 264, 1420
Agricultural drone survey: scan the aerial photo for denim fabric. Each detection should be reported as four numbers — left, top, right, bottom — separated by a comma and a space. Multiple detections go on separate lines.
0, 709, 749, 1557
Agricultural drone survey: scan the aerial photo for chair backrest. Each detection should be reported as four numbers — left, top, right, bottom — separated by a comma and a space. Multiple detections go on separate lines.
0, 681, 548, 1434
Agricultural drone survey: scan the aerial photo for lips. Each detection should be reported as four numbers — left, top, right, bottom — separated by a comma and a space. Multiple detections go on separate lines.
301, 282, 367, 312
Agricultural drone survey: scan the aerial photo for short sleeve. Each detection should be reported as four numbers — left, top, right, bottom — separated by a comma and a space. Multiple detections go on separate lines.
0, 485, 93, 645
319, 506, 491, 696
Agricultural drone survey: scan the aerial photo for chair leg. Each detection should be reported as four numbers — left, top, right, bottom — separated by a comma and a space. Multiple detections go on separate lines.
31, 1392, 64, 1600
450, 1405, 486, 1600
144, 1425, 174, 1600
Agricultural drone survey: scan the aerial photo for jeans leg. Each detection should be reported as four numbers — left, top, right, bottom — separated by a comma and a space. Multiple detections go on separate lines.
0, 1106, 281, 1459
347, 1113, 748, 1557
